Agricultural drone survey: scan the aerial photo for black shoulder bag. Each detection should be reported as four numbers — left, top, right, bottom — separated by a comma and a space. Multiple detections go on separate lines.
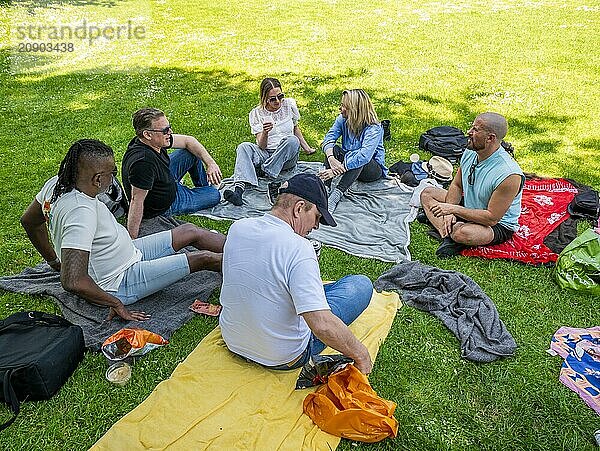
0, 311, 85, 431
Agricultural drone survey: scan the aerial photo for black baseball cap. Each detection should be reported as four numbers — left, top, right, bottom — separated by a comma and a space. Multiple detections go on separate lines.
278, 173, 337, 227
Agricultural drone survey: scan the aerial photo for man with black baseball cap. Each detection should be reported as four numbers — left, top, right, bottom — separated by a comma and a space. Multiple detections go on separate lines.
277, 172, 337, 227
219, 173, 373, 374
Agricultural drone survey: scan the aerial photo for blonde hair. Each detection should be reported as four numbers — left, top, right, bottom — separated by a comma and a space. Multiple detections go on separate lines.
341, 89, 379, 137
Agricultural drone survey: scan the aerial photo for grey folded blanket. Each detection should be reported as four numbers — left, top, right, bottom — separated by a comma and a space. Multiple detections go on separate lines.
196, 161, 414, 262
374, 260, 517, 362
0, 216, 222, 351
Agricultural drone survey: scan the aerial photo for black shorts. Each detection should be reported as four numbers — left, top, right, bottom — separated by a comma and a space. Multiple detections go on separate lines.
455, 216, 515, 246
489, 223, 515, 246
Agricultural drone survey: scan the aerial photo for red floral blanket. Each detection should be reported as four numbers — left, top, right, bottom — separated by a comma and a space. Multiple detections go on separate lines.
462, 178, 579, 265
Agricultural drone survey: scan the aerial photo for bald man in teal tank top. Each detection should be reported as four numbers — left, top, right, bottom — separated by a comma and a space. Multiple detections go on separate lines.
420, 112, 525, 258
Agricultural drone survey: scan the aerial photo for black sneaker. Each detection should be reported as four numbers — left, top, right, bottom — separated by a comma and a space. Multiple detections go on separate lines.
426, 228, 443, 242
435, 237, 467, 259
224, 186, 243, 206
267, 181, 282, 205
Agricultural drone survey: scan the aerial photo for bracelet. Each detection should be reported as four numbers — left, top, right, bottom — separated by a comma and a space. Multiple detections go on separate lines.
46, 257, 60, 266
326, 154, 335, 160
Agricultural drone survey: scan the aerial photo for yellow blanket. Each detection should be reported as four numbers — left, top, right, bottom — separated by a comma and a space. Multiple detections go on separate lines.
91, 290, 400, 451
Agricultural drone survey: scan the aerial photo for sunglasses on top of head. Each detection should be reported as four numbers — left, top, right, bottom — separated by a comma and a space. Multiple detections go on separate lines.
268, 93, 285, 103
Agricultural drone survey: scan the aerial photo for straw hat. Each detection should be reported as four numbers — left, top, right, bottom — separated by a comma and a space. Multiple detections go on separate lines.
422, 156, 453, 182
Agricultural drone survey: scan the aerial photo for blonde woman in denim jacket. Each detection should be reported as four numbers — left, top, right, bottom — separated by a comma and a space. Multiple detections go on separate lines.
319, 89, 387, 213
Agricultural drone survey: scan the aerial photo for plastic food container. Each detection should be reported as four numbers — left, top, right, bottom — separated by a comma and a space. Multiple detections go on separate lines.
105, 362, 132, 386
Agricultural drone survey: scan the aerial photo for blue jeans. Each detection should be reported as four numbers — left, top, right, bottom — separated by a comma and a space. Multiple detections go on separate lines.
111, 231, 190, 305
265, 274, 373, 370
163, 148, 221, 216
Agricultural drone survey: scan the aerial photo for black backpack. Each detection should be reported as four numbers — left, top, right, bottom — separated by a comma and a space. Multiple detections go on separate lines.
97, 176, 129, 219
568, 190, 600, 223
0, 311, 85, 430
418, 126, 467, 163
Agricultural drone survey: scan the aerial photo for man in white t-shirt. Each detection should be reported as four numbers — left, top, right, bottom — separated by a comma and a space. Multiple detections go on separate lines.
21, 139, 225, 322
219, 173, 374, 374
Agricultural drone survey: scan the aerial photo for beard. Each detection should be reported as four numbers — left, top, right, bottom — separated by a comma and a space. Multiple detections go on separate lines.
466, 137, 473, 150
466, 136, 484, 151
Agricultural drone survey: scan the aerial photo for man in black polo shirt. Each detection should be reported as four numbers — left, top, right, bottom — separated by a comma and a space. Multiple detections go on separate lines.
122, 108, 223, 238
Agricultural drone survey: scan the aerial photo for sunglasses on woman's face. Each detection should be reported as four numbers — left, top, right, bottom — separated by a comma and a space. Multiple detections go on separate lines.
268, 93, 285, 103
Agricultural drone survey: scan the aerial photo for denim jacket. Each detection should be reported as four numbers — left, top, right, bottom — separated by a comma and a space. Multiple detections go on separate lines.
322, 115, 387, 175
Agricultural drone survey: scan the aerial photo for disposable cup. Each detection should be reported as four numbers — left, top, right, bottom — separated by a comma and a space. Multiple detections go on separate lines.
105, 362, 132, 386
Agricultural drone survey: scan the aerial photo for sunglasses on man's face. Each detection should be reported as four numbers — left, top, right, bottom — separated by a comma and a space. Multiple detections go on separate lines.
468, 162, 476, 185
268, 93, 285, 103
146, 124, 172, 135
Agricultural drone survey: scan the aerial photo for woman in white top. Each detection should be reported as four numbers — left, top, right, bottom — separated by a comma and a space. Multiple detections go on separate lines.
224, 78, 315, 206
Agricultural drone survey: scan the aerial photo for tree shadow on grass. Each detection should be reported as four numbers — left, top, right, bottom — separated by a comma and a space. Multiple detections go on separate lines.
578, 137, 600, 150
528, 139, 562, 154
0, 47, 62, 77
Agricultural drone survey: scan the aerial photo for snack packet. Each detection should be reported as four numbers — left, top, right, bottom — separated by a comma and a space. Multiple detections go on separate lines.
295, 354, 353, 389
189, 300, 222, 316
102, 328, 168, 361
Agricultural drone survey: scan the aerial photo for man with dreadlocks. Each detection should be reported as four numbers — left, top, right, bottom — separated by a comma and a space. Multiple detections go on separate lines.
21, 139, 225, 322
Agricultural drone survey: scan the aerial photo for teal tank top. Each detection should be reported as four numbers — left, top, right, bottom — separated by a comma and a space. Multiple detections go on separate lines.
460, 147, 525, 231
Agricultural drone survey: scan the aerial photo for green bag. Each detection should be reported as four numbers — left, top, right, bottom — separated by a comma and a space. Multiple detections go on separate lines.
555, 228, 600, 295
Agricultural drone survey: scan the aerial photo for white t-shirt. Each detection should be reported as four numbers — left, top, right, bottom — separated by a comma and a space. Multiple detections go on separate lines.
249, 98, 300, 150
36, 176, 142, 291
219, 214, 329, 366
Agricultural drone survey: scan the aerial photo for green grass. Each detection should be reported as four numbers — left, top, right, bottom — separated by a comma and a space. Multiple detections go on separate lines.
1, 0, 599, 449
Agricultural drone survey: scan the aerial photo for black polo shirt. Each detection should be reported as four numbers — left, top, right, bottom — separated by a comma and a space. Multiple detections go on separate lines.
122, 136, 176, 218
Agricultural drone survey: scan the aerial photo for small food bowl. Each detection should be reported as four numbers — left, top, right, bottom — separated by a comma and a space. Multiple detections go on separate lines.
105, 362, 132, 386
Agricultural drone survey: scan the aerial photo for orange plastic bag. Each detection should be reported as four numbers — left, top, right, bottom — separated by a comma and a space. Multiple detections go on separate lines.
303, 364, 398, 443
101, 328, 168, 361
